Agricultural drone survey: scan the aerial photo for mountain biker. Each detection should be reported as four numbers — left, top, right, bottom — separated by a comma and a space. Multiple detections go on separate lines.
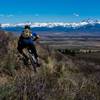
17, 25, 40, 66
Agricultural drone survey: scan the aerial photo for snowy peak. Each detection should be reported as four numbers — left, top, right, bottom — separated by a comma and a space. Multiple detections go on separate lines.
1, 20, 100, 28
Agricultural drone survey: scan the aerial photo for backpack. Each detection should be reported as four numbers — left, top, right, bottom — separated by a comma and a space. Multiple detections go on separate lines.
22, 29, 32, 38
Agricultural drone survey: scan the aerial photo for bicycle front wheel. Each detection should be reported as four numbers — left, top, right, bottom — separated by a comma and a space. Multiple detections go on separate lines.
29, 54, 37, 72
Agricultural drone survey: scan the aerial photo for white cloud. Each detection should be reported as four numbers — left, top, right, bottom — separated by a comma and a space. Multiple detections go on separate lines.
35, 14, 39, 17
7, 14, 14, 17
0, 14, 4, 17
73, 13, 79, 17
0, 14, 14, 17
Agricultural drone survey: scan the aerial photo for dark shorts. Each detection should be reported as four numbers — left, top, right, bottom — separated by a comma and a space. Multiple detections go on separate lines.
19, 38, 34, 47
17, 38, 38, 58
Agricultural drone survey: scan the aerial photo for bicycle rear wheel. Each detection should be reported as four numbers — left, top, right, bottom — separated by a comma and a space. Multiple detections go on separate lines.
29, 53, 37, 72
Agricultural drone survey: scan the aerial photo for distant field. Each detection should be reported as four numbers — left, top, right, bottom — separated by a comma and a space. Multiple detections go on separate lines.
41, 35, 100, 64
41, 36, 100, 49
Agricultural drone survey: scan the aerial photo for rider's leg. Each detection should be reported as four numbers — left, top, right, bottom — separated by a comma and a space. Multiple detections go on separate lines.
17, 46, 29, 60
29, 44, 39, 63
30, 45, 38, 58
17, 46, 29, 65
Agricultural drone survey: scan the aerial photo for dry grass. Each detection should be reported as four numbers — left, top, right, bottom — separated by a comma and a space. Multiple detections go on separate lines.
0, 31, 100, 100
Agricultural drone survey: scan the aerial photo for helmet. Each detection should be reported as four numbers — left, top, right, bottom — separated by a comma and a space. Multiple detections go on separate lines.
24, 25, 30, 29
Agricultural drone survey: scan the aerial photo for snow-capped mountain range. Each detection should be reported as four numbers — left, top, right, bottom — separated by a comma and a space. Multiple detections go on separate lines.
1, 19, 100, 36
1, 19, 100, 28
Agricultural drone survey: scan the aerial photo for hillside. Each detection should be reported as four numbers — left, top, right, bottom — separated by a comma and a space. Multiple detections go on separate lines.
0, 30, 100, 100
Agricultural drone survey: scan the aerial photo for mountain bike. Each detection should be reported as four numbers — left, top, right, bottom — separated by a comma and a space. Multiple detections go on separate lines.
22, 49, 38, 72
28, 49, 37, 72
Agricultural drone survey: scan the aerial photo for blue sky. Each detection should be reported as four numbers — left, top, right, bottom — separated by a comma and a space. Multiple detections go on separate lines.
0, 0, 100, 23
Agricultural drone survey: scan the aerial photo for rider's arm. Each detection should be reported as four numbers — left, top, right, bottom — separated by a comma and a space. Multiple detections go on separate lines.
34, 35, 40, 41
18, 32, 23, 44
32, 32, 40, 41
